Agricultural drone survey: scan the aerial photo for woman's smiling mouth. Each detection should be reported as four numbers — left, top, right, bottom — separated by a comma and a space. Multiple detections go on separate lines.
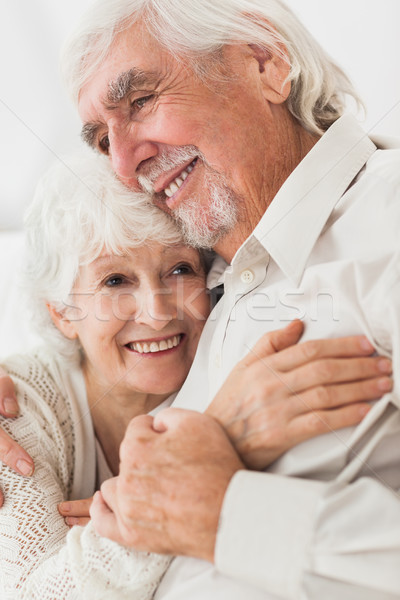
125, 334, 183, 354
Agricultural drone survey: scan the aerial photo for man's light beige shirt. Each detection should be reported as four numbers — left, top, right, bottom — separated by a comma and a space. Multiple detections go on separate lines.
156, 115, 400, 599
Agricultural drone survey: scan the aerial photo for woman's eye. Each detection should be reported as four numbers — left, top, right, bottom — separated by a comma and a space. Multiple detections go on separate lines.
172, 264, 194, 276
104, 275, 125, 287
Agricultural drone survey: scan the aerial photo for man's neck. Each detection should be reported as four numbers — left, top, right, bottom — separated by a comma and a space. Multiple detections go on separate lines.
215, 118, 319, 263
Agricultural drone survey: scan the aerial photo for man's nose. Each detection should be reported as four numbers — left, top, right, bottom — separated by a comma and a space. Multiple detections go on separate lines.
108, 126, 158, 189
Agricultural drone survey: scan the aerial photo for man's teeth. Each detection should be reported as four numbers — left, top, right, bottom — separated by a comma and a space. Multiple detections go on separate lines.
164, 159, 196, 198
128, 335, 182, 354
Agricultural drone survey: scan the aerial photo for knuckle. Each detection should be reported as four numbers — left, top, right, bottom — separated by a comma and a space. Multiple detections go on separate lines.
305, 411, 325, 434
120, 519, 141, 545
0, 444, 15, 467
301, 340, 320, 361
316, 359, 335, 381
259, 378, 281, 400
119, 437, 132, 461
313, 385, 330, 407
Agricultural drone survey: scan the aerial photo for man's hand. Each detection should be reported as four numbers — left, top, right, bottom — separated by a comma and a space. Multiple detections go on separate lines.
0, 368, 34, 507
90, 409, 244, 562
206, 320, 392, 469
58, 496, 93, 527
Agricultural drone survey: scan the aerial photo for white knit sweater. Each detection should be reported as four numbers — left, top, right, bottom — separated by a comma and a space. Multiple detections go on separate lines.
0, 351, 172, 599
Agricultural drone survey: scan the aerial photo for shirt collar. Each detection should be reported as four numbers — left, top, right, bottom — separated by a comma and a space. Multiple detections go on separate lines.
207, 254, 229, 289
250, 114, 377, 285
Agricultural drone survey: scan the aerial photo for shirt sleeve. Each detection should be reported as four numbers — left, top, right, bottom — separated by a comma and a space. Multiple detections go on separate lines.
215, 261, 400, 599
216, 471, 400, 599
0, 358, 171, 599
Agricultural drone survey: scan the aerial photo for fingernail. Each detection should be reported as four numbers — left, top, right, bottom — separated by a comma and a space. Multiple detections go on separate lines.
4, 397, 19, 416
58, 502, 70, 513
378, 377, 393, 391
16, 459, 34, 477
359, 405, 371, 416
360, 337, 374, 352
65, 517, 78, 526
378, 358, 392, 374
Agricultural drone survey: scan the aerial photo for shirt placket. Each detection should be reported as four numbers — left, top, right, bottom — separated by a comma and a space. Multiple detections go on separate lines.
208, 239, 270, 395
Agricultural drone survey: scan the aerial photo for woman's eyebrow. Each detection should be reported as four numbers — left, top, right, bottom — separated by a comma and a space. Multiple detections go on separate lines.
90, 255, 123, 273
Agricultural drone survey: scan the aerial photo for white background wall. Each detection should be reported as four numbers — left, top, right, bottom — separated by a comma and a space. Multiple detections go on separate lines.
1, 0, 400, 230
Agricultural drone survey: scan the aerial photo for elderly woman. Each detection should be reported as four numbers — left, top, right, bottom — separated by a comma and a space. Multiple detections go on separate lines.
0, 151, 387, 599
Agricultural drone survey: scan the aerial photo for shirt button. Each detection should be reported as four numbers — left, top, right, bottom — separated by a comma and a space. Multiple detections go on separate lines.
240, 269, 255, 284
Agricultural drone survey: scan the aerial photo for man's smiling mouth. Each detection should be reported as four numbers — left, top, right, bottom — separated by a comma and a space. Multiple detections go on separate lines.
163, 158, 198, 198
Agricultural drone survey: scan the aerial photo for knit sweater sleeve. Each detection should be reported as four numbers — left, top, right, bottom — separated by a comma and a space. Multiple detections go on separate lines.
0, 354, 171, 599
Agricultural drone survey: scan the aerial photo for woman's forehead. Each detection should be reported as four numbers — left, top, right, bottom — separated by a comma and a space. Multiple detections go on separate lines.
90, 242, 200, 267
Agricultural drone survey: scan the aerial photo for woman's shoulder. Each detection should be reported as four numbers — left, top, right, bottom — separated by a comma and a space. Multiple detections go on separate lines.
1, 350, 81, 492
3, 350, 73, 417
3, 348, 84, 410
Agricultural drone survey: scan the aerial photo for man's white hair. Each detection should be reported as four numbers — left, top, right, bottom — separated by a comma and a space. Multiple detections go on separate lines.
61, 0, 362, 135
24, 148, 183, 362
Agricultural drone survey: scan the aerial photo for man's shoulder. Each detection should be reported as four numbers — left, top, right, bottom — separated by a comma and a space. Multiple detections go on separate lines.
367, 134, 400, 188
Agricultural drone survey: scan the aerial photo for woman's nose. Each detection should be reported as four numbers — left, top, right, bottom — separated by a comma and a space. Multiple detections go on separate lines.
134, 288, 178, 330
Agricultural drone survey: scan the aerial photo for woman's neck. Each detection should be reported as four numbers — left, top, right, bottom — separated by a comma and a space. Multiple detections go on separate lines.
83, 365, 170, 476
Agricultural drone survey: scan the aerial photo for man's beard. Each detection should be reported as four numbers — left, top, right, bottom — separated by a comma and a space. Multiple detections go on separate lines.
137, 146, 239, 249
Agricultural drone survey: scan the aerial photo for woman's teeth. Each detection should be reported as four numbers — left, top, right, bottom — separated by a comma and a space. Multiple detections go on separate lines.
164, 159, 197, 198
128, 335, 182, 354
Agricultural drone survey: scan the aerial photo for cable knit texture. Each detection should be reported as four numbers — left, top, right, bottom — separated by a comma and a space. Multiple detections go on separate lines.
0, 352, 172, 599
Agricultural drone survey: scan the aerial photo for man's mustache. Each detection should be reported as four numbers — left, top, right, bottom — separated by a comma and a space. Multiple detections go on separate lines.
137, 145, 202, 193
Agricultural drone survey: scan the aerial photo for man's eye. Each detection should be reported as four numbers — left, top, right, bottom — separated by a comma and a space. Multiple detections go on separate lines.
99, 135, 110, 154
131, 95, 154, 111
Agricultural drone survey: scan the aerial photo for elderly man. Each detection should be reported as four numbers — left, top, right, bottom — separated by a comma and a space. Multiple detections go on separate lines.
1, 1, 400, 598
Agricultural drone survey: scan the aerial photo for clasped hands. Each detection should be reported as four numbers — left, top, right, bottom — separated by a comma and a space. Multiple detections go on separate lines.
55, 321, 392, 562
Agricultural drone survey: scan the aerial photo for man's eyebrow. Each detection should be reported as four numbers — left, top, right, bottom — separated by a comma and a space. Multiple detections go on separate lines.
106, 67, 160, 105
81, 122, 101, 149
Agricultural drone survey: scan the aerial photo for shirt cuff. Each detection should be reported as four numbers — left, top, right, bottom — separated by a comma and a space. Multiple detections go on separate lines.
215, 470, 325, 599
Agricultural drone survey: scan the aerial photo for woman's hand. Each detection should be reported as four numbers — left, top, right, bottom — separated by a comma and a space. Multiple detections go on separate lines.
0, 368, 34, 507
58, 496, 93, 527
206, 320, 392, 470
0, 367, 19, 418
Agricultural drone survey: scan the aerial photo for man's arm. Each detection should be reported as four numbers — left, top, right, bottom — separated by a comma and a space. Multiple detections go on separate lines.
214, 469, 400, 599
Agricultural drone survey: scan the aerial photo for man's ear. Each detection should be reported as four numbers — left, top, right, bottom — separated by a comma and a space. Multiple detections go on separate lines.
46, 303, 78, 340
248, 43, 291, 104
